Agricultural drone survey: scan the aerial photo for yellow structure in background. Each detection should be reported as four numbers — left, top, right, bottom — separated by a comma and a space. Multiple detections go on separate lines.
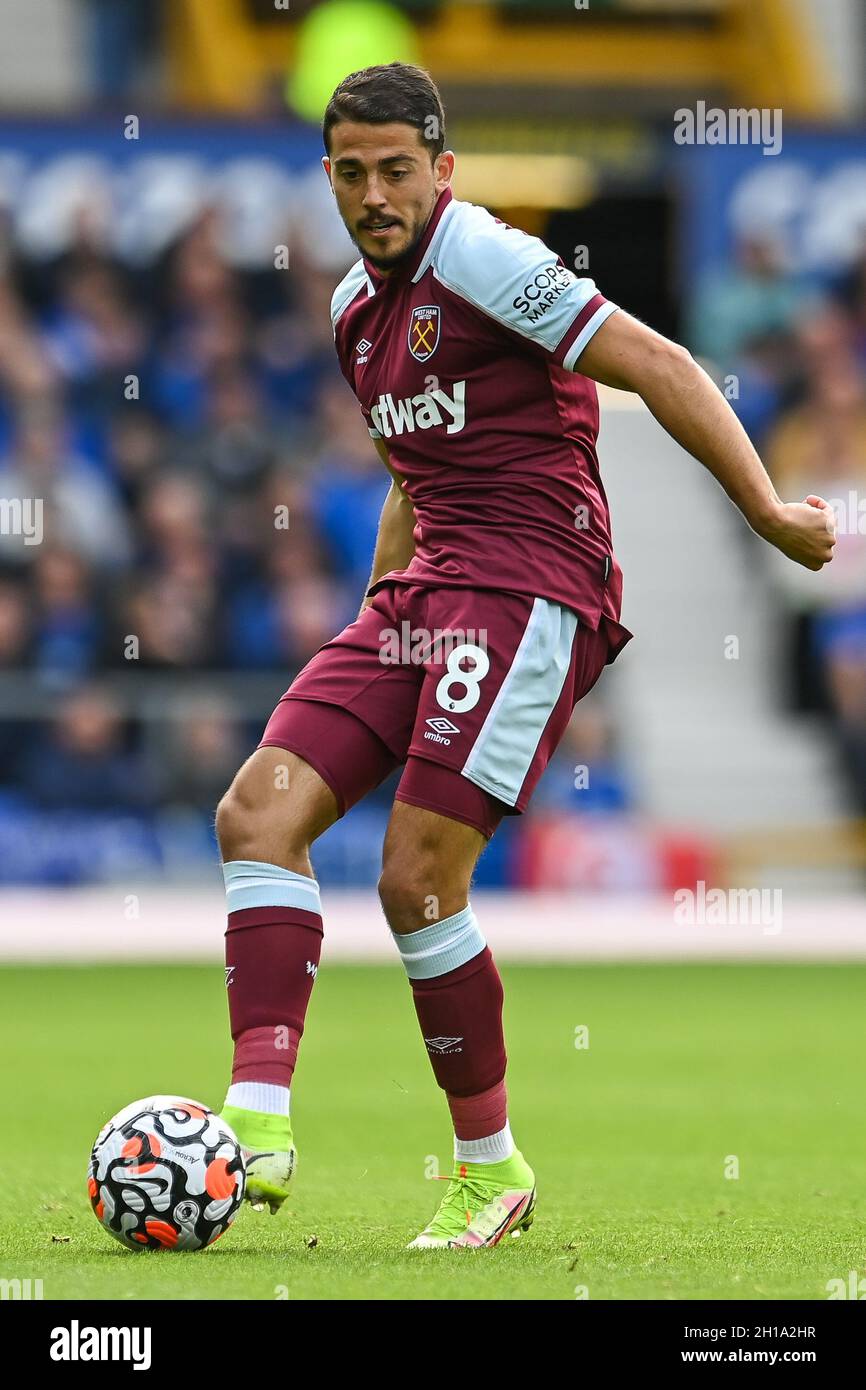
165, 0, 261, 111
166, 0, 837, 120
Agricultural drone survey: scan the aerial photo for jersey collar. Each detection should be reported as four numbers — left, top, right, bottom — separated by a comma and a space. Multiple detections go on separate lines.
362, 185, 454, 289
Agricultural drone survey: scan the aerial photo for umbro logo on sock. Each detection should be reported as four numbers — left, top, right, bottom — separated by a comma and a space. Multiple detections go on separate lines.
425, 1036, 464, 1054
225, 966, 235, 987
306, 961, 318, 979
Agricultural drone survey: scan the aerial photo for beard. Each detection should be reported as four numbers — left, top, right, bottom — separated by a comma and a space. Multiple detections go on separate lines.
347, 194, 438, 270
352, 220, 425, 271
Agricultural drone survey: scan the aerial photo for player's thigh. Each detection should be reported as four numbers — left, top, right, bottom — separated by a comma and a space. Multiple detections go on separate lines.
378, 797, 488, 933
216, 745, 339, 866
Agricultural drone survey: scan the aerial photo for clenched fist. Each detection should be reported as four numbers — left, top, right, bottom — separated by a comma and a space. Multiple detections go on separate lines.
760, 496, 837, 572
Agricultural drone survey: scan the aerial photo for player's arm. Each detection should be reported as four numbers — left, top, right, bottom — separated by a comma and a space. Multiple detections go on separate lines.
576, 311, 835, 572
358, 438, 417, 618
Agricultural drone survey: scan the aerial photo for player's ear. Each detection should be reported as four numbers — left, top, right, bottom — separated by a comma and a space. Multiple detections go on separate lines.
321, 155, 333, 189
434, 150, 455, 191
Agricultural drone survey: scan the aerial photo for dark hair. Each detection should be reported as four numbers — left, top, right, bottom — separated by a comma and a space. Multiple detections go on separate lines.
323, 62, 445, 161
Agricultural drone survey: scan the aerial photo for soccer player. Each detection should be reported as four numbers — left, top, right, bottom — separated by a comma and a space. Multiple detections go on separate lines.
215, 64, 835, 1248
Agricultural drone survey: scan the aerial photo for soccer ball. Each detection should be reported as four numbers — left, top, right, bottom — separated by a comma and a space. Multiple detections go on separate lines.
88, 1095, 245, 1251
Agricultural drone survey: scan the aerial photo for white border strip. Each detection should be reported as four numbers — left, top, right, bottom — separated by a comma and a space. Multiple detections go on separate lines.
0, 890, 864, 962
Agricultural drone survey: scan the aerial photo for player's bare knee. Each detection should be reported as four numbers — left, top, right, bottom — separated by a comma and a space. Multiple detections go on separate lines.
214, 782, 257, 862
377, 866, 410, 928
216, 749, 339, 866
378, 852, 467, 933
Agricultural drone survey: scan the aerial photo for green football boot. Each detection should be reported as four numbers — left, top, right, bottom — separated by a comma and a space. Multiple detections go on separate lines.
220, 1106, 296, 1215
407, 1150, 536, 1249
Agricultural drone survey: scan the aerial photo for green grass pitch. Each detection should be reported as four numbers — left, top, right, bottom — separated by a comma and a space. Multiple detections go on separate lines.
1, 960, 863, 1301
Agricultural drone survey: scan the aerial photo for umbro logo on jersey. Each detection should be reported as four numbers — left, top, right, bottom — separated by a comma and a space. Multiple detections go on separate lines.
356, 337, 373, 363
408, 304, 440, 362
424, 1036, 464, 1054
370, 381, 466, 438
426, 717, 460, 735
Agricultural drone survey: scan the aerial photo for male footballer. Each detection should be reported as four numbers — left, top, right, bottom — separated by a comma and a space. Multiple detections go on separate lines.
215, 63, 835, 1248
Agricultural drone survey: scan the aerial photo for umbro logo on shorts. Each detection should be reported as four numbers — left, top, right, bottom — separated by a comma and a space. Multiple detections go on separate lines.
425, 1036, 464, 1054
426, 717, 460, 735
424, 716, 460, 747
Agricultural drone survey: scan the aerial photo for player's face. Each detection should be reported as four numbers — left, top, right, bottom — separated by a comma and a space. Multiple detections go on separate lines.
323, 122, 454, 272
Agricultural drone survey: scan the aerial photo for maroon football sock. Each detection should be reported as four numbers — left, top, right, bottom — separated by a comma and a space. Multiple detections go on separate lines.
409, 946, 509, 1140
447, 1079, 509, 1142
225, 906, 323, 1088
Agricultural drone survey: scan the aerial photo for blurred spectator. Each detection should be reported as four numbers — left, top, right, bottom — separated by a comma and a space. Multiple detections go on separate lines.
40, 258, 148, 459
0, 579, 31, 668
180, 363, 278, 494
151, 213, 249, 430
32, 547, 102, 680
688, 233, 811, 447
832, 238, 866, 369
19, 685, 160, 811
529, 703, 633, 816
135, 471, 213, 571
0, 579, 33, 781
0, 277, 56, 409
688, 232, 803, 367
309, 376, 390, 592
226, 488, 351, 669
161, 695, 246, 814
256, 263, 347, 416
765, 306, 866, 613
105, 408, 166, 509
114, 573, 220, 670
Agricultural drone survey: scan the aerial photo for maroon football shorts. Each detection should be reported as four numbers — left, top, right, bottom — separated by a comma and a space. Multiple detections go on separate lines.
258, 581, 616, 840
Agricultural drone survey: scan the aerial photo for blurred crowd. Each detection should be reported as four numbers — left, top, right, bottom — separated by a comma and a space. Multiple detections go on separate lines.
690, 233, 866, 811
0, 209, 394, 815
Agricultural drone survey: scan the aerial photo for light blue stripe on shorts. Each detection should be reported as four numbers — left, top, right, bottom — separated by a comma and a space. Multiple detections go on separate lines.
461, 597, 578, 807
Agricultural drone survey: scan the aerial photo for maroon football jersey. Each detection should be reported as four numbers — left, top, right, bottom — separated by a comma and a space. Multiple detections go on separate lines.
331, 185, 632, 657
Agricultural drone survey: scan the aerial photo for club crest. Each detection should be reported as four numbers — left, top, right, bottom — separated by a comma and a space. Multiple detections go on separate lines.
408, 305, 441, 362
